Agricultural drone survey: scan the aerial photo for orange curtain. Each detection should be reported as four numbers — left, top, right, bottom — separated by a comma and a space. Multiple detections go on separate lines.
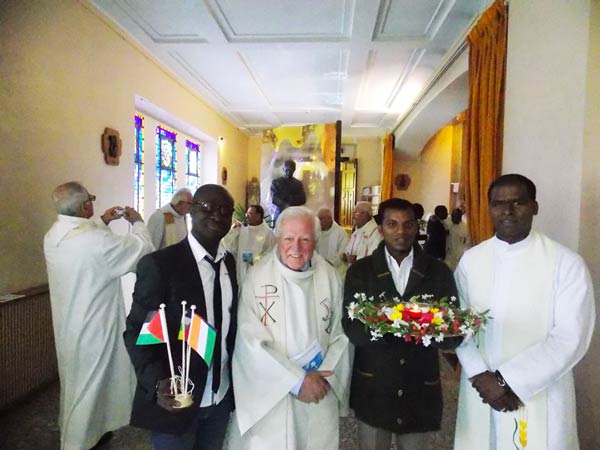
381, 133, 395, 201
461, 0, 508, 244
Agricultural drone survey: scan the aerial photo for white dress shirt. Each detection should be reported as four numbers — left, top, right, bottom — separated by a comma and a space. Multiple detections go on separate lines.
384, 246, 414, 296
187, 234, 233, 406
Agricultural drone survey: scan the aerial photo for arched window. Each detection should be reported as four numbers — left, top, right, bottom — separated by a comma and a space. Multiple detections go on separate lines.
133, 115, 144, 216
186, 140, 200, 192
156, 125, 177, 208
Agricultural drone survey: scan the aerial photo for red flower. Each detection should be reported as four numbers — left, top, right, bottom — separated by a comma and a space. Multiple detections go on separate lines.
419, 312, 434, 324
403, 334, 413, 343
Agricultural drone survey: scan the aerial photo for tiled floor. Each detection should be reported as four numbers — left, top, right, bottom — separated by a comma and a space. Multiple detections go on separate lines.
0, 356, 458, 450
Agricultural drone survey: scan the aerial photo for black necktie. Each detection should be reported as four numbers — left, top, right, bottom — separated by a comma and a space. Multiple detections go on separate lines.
206, 257, 222, 395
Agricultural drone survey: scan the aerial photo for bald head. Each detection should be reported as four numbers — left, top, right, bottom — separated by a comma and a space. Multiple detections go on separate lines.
190, 184, 234, 253
316, 207, 334, 231
52, 181, 93, 218
352, 201, 373, 229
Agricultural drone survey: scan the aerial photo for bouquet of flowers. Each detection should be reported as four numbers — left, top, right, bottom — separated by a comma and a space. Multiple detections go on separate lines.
347, 293, 490, 348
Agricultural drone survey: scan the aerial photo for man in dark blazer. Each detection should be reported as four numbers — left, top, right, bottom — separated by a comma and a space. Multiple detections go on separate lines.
342, 198, 458, 450
124, 184, 237, 450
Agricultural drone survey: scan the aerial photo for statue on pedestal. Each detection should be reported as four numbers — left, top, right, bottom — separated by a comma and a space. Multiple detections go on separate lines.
270, 159, 306, 224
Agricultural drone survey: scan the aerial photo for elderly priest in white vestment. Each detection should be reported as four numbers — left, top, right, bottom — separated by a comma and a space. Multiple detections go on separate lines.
342, 201, 382, 266
453, 174, 595, 450
44, 181, 154, 450
316, 207, 349, 273
146, 187, 193, 249
222, 204, 276, 284
228, 206, 351, 450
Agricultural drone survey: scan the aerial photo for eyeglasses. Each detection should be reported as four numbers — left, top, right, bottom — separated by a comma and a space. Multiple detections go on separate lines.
85, 194, 96, 203
192, 201, 234, 216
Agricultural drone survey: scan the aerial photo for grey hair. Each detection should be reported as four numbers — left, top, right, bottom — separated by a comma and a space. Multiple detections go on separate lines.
171, 188, 193, 204
52, 181, 89, 216
274, 206, 321, 241
354, 201, 373, 217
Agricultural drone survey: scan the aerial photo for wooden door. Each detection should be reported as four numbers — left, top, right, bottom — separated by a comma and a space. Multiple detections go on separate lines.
339, 159, 357, 227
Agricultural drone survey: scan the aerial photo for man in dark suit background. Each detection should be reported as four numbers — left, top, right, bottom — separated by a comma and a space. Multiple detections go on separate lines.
124, 184, 237, 450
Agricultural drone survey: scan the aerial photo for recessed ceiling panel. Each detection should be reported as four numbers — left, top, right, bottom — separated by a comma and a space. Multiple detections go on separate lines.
276, 111, 340, 126
208, 0, 353, 41
374, 0, 451, 41
356, 48, 418, 110
242, 48, 348, 107
116, 0, 212, 42
171, 49, 268, 108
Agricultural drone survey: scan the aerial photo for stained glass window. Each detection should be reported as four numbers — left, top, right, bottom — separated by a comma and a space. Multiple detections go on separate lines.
186, 140, 200, 192
133, 115, 144, 216
156, 125, 177, 208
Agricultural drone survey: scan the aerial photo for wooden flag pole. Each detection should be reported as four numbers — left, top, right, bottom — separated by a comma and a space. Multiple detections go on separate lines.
179, 301, 187, 394
159, 303, 178, 396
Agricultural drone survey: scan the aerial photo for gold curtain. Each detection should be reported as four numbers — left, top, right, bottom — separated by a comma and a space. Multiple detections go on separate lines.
381, 133, 395, 201
461, 0, 508, 244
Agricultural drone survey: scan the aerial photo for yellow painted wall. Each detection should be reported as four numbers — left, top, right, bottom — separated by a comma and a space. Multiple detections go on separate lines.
0, 1, 248, 292
356, 137, 383, 194
393, 125, 454, 216
247, 136, 263, 181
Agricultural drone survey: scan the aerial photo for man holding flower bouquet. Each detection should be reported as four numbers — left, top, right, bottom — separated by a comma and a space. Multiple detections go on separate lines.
342, 198, 458, 450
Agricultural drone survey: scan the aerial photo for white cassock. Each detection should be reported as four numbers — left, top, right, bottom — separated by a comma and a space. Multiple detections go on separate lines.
146, 203, 187, 249
228, 248, 352, 450
454, 230, 595, 450
44, 215, 154, 450
444, 221, 470, 271
316, 220, 348, 269
222, 221, 276, 284
343, 218, 381, 261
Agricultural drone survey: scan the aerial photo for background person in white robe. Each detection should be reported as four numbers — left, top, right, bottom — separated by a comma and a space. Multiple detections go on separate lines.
44, 181, 154, 450
342, 201, 382, 266
316, 207, 348, 272
444, 208, 470, 271
222, 204, 275, 284
454, 174, 595, 450
146, 188, 193, 249
228, 206, 351, 450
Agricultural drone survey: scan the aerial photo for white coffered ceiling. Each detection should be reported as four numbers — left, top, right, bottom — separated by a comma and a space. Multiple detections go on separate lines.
90, 0, 485, 135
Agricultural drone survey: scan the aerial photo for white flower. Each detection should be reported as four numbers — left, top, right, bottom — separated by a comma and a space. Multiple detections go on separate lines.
435, 334, 444, 342
422, 335, 432, 347
370, 329, 383, 341
347, 302, 358, 321
421, 294, 434, 300
392, 319, 408, 328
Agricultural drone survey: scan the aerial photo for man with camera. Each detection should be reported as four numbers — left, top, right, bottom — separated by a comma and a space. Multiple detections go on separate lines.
44, 181, 154, 450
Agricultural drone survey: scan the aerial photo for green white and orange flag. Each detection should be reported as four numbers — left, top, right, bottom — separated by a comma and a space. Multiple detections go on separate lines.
187, 313, 217, 366
136, 310, 166, 345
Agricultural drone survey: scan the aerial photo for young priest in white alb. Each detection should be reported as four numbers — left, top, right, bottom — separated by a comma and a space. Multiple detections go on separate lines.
454, 174, 595, 450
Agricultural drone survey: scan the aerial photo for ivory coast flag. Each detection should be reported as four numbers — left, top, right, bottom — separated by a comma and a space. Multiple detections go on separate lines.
187, 313, 216, 366
136, 310, 166, 345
